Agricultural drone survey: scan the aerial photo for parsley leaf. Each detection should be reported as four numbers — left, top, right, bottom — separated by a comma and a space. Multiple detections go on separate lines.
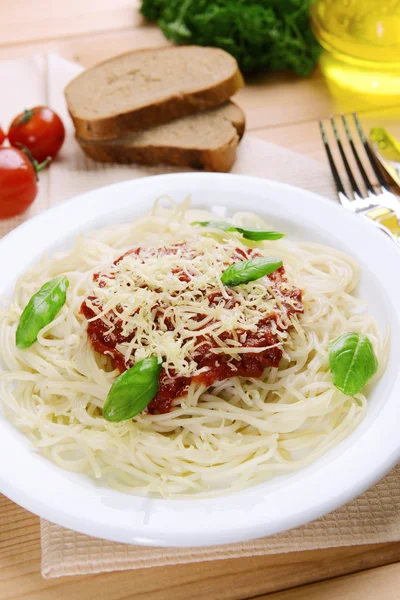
140, 0, 321, 76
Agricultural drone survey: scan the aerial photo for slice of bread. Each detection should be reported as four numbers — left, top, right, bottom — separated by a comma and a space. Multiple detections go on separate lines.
77, 102, 245, 173
65, 46, 244, 141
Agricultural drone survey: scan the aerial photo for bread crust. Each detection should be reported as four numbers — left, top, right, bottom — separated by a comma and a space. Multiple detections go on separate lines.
65, 46, 244, 141
79, 136, 239, 172
77, 101, 245, 173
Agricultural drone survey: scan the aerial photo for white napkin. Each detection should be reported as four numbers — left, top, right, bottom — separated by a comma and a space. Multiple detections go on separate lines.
2, 54, 399, 581
0, 53, 335, 242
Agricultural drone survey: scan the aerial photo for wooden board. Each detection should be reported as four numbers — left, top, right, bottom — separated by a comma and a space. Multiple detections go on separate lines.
1, 3, 400, 599
260, 563, 400, 600
0, 0, 143, 46
0, 26, 398, 141
2, 495, 400, 600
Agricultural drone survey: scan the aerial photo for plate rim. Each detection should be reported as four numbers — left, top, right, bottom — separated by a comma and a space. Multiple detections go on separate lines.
1, 171, 400, 547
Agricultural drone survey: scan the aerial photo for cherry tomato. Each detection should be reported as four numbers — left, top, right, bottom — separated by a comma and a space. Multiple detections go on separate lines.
8, 106, 65, 163
0, 126, 5, 145
0, 147, 39, 218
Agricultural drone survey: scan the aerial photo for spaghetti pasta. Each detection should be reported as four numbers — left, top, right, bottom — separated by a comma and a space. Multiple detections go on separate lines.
0, 198, 386, 497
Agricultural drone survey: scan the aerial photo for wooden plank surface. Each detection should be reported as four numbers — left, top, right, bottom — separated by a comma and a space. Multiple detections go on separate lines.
259, 563, 400, 600
0, 26, 398, 145
0, 27, 331, 135
2, 495, 400, 600
0, 0, 143, 46
1, 3, 400, 599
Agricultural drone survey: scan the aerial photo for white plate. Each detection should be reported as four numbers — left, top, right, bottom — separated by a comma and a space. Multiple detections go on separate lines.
1, 173, 400, 547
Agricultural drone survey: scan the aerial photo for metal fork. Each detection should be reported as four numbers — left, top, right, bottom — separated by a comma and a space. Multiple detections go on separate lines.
319, 112, 400, 245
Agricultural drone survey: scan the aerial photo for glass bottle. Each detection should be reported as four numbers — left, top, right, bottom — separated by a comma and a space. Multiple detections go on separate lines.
311, 0, 400, 104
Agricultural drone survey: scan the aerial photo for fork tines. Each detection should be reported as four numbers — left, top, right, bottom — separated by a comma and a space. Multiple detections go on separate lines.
319, 112, 389, 201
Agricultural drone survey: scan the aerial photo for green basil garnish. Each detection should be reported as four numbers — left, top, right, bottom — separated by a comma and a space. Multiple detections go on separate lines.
240, 229, 284, 241
328, 332, 378, 396
16, 275, 69, 349
221, 257, 282, 287
103, 357, 162, 422
191, 220, 284, 241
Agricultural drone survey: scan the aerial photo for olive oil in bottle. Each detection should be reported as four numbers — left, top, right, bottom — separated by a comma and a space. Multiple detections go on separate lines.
311, 0, 400, 103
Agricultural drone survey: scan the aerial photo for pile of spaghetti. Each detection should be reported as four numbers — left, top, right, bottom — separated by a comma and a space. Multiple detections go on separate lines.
0, 199, 385, 496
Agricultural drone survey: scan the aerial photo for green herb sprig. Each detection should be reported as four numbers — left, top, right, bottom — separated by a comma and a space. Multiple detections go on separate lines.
192, 220, 284, 241
140, 0, 321, 77
328, 332, 378, 396
221, 257, 282, 287
103, 357, 162, 422
16, 276, 69, 349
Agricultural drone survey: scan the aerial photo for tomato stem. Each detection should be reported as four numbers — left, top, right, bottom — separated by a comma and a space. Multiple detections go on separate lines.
15, 143, 52, 179
35, 157, 52, 173
16, 109, 33, 126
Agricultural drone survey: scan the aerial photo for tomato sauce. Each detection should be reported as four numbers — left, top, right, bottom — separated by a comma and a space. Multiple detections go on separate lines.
81, 246, 303, 414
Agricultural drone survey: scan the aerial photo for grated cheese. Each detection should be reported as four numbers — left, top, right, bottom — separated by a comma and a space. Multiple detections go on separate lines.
82, 236, 303, 377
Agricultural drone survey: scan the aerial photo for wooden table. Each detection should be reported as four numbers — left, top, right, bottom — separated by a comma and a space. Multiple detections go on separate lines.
1, 3, 400, 599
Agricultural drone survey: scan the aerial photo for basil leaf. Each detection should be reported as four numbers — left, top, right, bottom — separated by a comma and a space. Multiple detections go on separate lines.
191, 221, 284, 241
221, 257, 282, 287
241, 230, 284, 241
103, 357, 162, 422
16, 275, 69, 349
328, 332, 378, 396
